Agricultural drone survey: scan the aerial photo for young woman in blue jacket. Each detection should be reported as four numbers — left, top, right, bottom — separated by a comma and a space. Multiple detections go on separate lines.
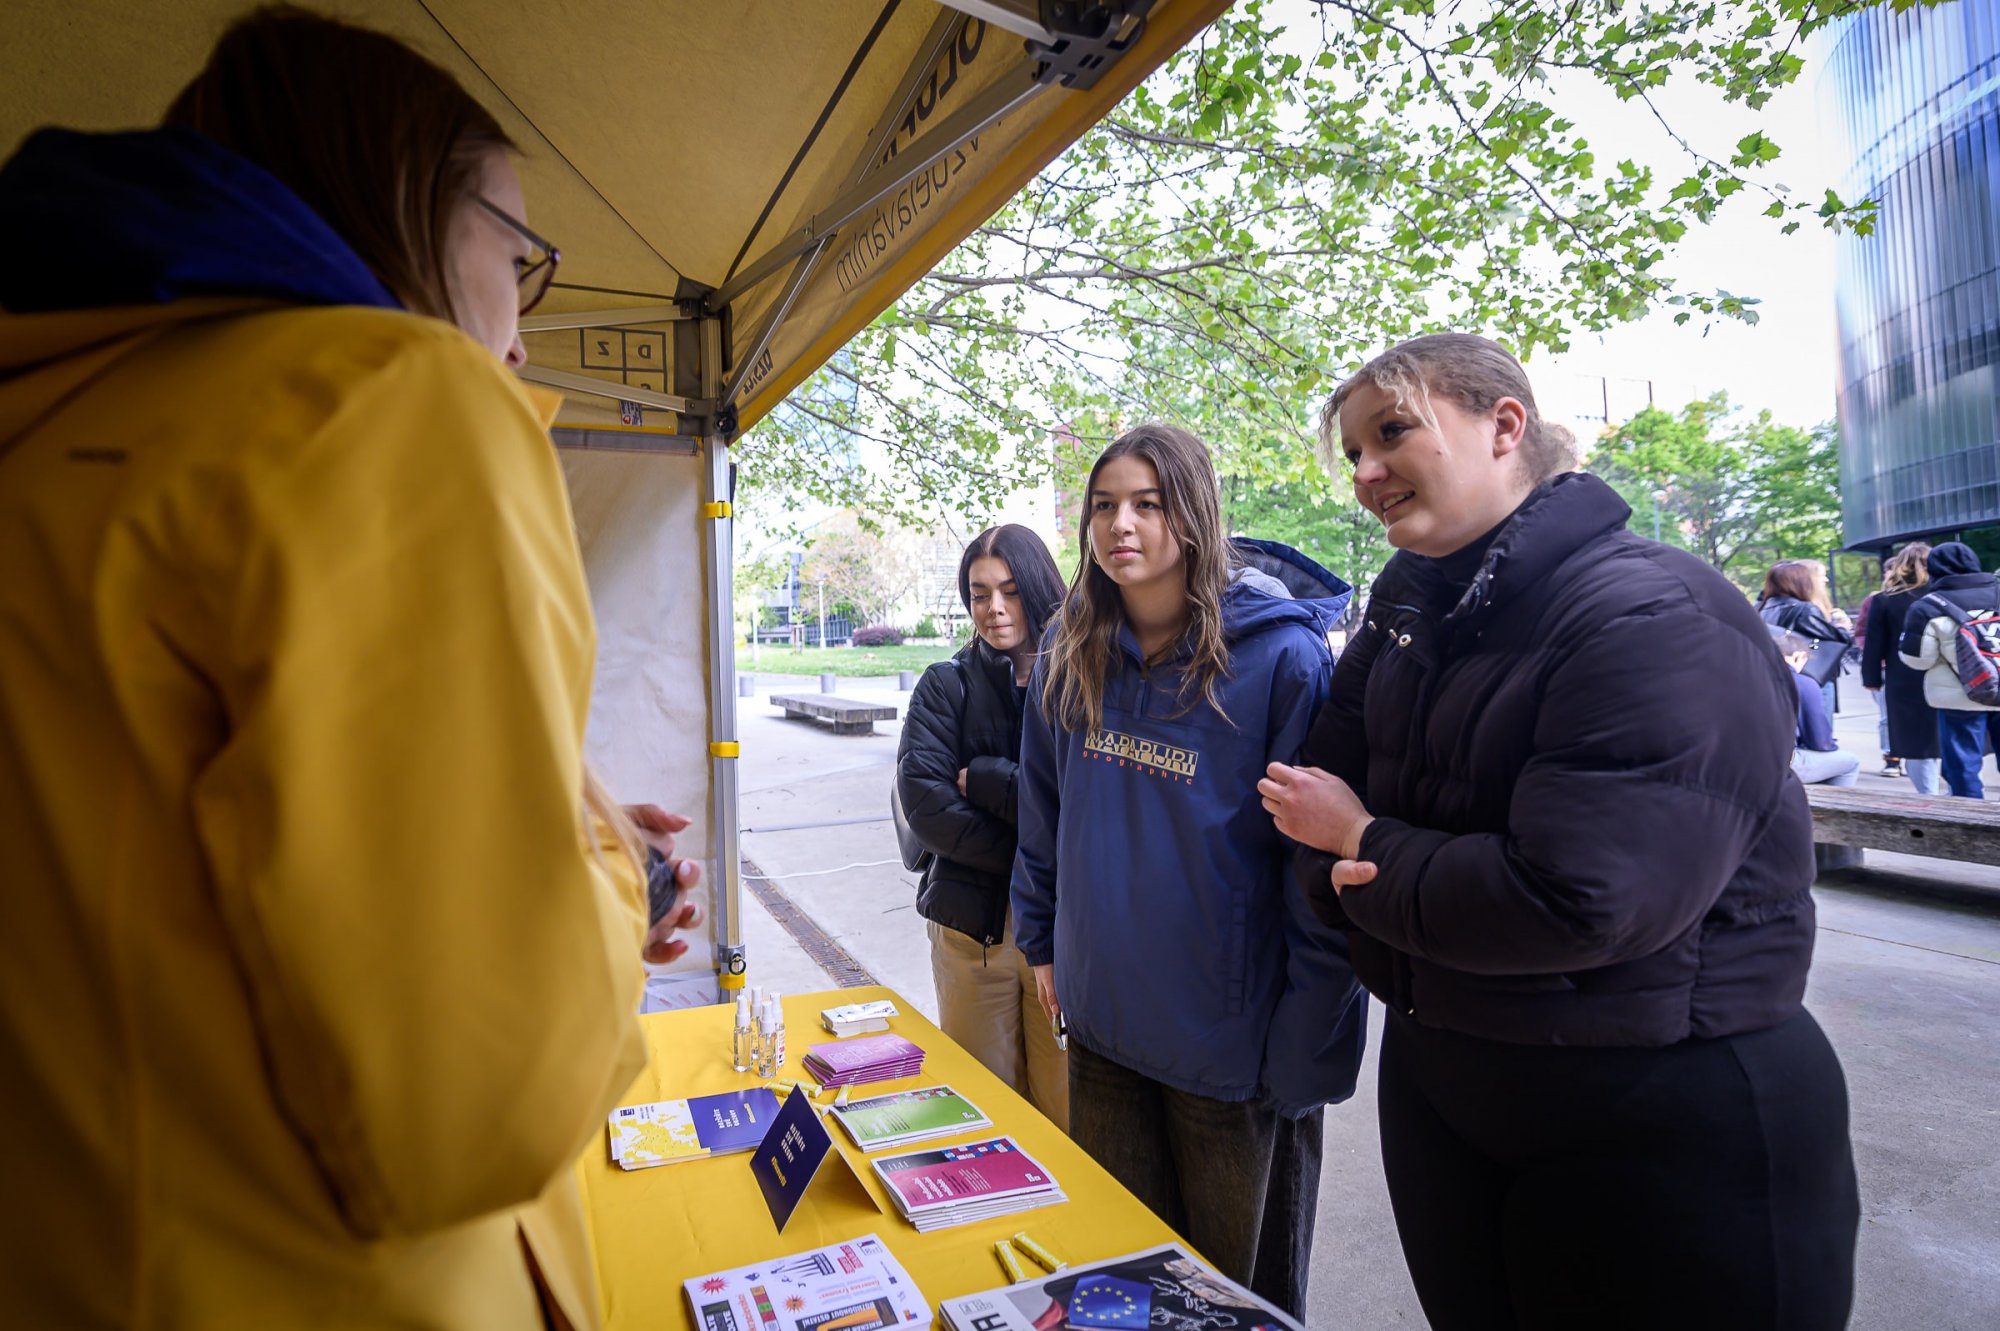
1011, 423, 1367, 1316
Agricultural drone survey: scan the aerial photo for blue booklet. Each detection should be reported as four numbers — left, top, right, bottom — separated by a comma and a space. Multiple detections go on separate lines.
607, 1087, 781, 1169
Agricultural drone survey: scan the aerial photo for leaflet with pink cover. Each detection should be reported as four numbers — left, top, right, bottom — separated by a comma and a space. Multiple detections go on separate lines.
870, 1136, 1059, 1215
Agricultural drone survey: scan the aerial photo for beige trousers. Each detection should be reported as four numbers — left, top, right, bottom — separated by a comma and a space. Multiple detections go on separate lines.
927, 914, 1070, 1133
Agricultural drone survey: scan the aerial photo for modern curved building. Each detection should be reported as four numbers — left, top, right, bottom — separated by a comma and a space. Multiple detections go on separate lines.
1821, 0, 2000, 566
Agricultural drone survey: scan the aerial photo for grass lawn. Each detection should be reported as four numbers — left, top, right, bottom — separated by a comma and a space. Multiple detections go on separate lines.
734, 643, 957, 677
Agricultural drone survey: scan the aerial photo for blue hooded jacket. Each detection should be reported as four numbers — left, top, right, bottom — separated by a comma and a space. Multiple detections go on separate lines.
0, 126, 399, 312
1011, 538, 1369, 1116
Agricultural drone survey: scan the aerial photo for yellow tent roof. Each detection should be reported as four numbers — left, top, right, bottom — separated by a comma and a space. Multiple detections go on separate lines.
2, 0, 1227, 437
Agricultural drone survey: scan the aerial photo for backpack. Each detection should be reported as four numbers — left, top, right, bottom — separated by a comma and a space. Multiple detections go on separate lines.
1915, 593, 2000, 708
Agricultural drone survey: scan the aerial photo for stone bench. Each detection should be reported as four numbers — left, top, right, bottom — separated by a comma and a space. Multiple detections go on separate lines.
1804, 784, 2000, 873
768, 693, 898, 736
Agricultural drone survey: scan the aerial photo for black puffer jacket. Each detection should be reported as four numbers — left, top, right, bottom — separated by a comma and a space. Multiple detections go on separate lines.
1296, 472, 1817, 1047
897, 638, 1025, 945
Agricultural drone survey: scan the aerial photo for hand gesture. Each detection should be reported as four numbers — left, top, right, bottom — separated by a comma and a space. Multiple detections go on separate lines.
625, 803, 705, 965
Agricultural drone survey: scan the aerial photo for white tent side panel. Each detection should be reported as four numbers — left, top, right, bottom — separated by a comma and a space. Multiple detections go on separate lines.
559, 448, 718, 1009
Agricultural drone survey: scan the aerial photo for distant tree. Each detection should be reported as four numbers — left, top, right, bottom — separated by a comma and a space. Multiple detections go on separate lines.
798, 513, 923, 629
1588, 393, 1840, 591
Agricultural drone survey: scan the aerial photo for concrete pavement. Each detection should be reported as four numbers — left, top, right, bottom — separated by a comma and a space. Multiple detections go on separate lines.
728, 670, 2000, 1329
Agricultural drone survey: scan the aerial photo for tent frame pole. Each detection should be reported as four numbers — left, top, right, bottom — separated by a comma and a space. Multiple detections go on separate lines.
706, 56, 1045, 312
721, 7, 970, 408
695, 313, 747, 994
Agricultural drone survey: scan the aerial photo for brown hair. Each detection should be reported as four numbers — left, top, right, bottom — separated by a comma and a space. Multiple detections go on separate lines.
167, 9, 642, 880
1317, 333, 1577, 483
1762, 559, 1832, 613
1042, 423, 1234, 735
1881, 542, 1932, 595
163, 5, 514, 321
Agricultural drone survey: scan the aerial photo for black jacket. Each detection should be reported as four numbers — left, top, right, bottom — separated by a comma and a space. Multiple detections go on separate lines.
1862, 585, 1941, 758
896, 638, 1026, 945
1295, 473, 1817, 1047
1758, 594, 1852, 648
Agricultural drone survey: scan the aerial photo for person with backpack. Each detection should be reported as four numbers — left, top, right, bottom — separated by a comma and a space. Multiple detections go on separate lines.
1898, 541, 2000, 799
1861, 543, 1941, 792
896, 524, 1071, 1129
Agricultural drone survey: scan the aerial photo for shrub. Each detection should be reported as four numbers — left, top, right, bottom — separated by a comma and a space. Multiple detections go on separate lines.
913, 615, 940, 640
851, 624, 905, 647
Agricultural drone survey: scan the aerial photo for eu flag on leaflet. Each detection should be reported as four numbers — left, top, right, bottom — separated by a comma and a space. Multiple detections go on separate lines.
1067, 1274, 1150, 1328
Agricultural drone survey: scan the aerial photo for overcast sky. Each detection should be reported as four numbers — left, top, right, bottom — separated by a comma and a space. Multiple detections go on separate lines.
1533, 50, 1842, 431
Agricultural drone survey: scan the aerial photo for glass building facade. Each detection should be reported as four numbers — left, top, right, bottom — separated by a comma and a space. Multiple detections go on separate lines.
1821, 0, 2000, 560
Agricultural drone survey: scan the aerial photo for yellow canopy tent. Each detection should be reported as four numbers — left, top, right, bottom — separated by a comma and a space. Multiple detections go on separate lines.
2, 0, 1227, 1000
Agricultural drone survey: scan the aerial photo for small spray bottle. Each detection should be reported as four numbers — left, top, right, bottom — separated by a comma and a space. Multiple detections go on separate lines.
747, 985, 765, 1054
767, 993, 786, 1073
754, 999, 780, 1078
730, 993, 753, 1073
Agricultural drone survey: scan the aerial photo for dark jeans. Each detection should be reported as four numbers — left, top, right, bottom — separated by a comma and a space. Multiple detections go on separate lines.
1376, 1009, 1859, 1331
1937, 709, 1994, 798
1066, 1039, 1322, 1317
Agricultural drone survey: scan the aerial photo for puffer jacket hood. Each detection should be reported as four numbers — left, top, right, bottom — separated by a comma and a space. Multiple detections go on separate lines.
1013, 540, 1367, 1117
1928, 541, 1982, 578
0, 126, 398, 314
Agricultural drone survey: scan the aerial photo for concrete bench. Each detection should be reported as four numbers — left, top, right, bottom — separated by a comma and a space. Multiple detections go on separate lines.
1804, 785, 2000, 872
768, 693, 898, 736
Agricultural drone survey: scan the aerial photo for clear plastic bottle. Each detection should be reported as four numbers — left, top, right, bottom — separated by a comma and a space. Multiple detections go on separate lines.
753, 999, 780, 1078
767, 994, 786, 1073
747, 985, 764, 1058
730, 994, 752, 1073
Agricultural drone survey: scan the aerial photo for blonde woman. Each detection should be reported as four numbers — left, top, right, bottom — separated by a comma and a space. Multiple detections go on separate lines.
1263, 333, 1857, 1328
1861, 543, 1939, 791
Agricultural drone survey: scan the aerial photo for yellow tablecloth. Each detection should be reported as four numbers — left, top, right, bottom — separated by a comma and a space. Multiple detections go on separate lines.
576, 985, 1185, 1328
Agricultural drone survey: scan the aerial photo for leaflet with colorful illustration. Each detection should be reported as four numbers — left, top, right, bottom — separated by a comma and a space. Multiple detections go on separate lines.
829, 1085, 991, 1151
606, 1087, 779, 1170
681, 1233, 928, 1331
936, 1243, 1303, 1331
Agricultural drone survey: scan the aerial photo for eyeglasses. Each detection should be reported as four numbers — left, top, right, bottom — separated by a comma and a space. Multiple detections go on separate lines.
476, 196, 561, 315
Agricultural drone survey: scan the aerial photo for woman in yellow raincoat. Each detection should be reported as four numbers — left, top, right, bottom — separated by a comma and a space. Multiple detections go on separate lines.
0, 10, 684, 1328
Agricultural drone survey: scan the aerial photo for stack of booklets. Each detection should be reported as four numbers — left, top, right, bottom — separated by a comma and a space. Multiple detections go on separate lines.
869, 1135, 1066, 1232
820, 998, 897, 1037
802, 1032, 925, 1088
829, 1085, 991, 1152
937, 1242, 1303, 1331
682, 1233, 928, 1331
605, 1087, 779, 1170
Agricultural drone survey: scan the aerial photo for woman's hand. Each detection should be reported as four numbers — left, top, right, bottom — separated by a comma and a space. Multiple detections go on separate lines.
956, 768, 969, 796
1031, 963, 1061, 1026
625, 803, 705, 964
1260, 763, 1374, 857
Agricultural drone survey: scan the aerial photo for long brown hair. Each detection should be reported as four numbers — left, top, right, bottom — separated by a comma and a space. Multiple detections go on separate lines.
162, 5, 514, 322
1882, 542, 1932, 595
1042, 423, 1234, 735
1761, 559, 1832, 614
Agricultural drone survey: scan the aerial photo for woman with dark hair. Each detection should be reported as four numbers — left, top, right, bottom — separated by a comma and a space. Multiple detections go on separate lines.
1863, 543, 1940, 792
897, 524, 1070, 1127
0, 9, 672, 1327
1759, 558, 1854, 718
1262, 333, 1857, 1329
1012, 425, 1366, 1316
